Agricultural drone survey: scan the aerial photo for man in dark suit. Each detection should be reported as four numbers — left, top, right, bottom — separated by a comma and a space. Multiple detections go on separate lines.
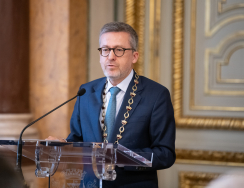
48, 22, 175, 187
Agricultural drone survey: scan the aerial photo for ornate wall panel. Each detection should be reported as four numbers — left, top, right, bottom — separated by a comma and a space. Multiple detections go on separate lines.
218, 0, 244, 14
172, 0, 244, 129
206, 0, 244, 37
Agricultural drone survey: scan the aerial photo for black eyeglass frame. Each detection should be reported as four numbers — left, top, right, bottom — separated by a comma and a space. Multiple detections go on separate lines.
97, 47, 135, 57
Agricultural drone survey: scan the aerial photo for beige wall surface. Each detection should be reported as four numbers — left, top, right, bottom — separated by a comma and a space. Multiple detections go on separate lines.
88, 0, 114, 81
88, 0, 125, 81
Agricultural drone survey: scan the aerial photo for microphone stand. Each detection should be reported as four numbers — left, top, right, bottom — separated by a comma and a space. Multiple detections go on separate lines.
16, 88, 86, 187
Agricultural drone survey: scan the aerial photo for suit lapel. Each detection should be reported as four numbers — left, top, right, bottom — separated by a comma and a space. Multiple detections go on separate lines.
89, 78, 106, 142
109, 72, 143, 143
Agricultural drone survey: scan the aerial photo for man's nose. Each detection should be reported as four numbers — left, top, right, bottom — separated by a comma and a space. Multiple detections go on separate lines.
108, 49, 116, 59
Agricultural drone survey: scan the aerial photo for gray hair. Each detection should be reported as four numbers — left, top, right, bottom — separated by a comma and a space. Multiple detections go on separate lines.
99, 22, 138, 50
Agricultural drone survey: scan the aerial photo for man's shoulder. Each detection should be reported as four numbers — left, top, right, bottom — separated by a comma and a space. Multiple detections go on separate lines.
82, 77, 106, 86
140, 75, 169, 93
78, 77, 106, 92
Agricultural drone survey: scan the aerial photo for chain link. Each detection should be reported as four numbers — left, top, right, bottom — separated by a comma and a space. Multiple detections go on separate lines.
101, 71, 139, 144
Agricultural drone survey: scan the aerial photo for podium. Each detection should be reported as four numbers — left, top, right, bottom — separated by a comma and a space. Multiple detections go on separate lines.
0, 140, 153, 188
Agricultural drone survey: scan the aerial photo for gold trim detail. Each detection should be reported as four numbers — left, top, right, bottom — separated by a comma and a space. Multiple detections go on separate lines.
204, 32, 244, 97
172, 0, 184, 121
217, 46, 244, 84
205, 0, 244, 37
172, 0, 244, 129
189, 0, 196, 109
190, 105, 244, 111
149, 0, 161, 82
218, 0, 244, 14
125, 0, 145, 76
179, 171, 220, 188
176, 149, 244, 167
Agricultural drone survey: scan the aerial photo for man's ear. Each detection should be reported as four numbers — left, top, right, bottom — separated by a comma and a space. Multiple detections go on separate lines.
132, 51, 139, 64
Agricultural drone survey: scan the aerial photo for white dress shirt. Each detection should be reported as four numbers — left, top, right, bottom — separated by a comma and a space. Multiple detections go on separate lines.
99, 70, 133, 128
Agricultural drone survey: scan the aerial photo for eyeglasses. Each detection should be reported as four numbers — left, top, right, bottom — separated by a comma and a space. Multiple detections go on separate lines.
98, 47, 134, 57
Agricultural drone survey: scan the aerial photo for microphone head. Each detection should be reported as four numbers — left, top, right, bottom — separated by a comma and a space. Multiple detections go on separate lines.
77, 88, 86, 96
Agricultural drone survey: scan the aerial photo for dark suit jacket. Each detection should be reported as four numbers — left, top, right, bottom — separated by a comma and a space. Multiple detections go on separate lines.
67, 72, 176, 188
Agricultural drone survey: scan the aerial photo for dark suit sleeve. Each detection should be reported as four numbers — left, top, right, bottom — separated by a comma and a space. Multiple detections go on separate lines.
66, 93, 83, 142
125, 88, 176, 171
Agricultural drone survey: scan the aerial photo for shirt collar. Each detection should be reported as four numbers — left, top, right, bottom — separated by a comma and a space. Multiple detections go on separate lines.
105, 69, 134, 94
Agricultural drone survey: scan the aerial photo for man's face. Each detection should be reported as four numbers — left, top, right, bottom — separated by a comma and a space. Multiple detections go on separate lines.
99, 32, 139, 85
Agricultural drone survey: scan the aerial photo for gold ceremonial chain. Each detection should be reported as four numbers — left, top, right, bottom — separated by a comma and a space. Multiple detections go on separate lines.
101, 72, 139, 144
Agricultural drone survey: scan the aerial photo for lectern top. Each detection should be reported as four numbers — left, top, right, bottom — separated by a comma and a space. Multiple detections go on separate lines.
0, 139, 152, 167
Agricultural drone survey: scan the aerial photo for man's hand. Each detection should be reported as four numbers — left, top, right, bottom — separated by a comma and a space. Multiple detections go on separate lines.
45, 136, 67, 142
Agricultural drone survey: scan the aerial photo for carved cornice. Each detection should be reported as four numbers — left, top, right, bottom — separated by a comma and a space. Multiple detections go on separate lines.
179, 171, 220, 188
176, 149, 244, 166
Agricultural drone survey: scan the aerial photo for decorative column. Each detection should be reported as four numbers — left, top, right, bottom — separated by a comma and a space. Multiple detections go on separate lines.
0, 0, 37, 139
30, 0, 88, 139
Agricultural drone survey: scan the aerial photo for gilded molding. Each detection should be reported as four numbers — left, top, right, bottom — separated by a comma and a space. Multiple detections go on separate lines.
205, 0, 244, 37
189, 0, 196, 110
125, 0, 145, 75
149, 0, 161, 82
172, 0, 184, 123
176, 149, 244, 166
217, 46, 244, 84
179, 171, 219, 188
172, 0, 244, 129
125, 0, 135, 27
218, 0, 244, 14
204, 32, 244, 97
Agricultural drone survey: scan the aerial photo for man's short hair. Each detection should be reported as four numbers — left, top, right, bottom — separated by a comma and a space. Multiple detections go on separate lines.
99, 22, 138, 50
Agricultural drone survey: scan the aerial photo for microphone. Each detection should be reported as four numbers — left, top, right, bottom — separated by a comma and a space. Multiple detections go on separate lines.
77, 88, 86, 96
16, 88, 86, 179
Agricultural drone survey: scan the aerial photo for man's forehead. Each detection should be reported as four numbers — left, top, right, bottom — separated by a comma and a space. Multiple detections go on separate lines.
99, 32, 131, 47
100, 31, 129, 36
